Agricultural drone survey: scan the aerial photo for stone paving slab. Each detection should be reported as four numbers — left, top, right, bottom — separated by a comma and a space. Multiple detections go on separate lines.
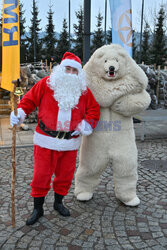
0, 139, 167, 249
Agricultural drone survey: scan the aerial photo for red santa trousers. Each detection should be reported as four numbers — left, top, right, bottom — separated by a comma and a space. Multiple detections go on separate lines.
30, 145, 77, 197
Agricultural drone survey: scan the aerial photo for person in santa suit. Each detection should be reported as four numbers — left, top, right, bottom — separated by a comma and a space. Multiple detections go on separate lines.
10, 52, 100, 225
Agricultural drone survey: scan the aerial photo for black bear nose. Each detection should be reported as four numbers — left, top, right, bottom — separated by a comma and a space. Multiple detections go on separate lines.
109, 66, 115, 71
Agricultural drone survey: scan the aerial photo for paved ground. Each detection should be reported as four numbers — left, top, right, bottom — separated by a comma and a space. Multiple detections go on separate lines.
0, 117, 167, 249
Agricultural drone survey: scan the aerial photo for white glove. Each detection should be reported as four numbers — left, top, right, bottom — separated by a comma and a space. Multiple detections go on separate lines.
71, 120, 93, 136
10, 108, 26, 127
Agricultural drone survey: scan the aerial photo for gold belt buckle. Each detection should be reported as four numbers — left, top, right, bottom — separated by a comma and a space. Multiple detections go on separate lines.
55, 131, 60, 138
55, 131, 67, 139
62, 132, 67, 139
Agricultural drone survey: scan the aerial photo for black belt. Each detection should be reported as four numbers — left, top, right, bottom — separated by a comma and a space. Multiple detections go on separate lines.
39, 120, 76, 139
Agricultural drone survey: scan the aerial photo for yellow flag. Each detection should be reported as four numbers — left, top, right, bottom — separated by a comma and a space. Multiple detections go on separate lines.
1, 0, 20, 92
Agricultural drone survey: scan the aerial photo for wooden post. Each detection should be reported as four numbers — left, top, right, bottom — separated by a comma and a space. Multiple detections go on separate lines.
50, 62, 52, 74
154, 63, 156, 71
41, 60, 43, 71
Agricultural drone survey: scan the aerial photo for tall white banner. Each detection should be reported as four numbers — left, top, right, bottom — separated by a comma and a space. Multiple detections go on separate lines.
109, 0, 132, 56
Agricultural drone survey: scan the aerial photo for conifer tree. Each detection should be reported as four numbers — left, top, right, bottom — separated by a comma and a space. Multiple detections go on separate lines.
19, 2, 26, 46
150, 6, 166, 66
73, 6, 84, 61
132, 29, 138, 61
19, 1, 28, 62
56, 18, 69, 63
106, 27, 112, 44
91, 12, 105, 54
43, 6, 57, 61
141, 23, 150, 64
27, 0, 42, 62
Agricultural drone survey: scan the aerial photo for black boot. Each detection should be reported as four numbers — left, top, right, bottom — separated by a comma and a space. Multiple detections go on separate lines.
26, 197, 45, 225
53, 193, 70, 216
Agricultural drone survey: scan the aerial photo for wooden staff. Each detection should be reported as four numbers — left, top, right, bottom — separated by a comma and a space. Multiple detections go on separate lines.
11, 79, 22, 227
50, 62, 52, 74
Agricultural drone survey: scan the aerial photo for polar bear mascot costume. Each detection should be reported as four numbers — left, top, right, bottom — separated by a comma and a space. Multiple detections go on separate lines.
74, 44, 151, 206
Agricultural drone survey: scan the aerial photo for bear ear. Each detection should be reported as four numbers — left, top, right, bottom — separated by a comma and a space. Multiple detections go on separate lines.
95, 50, 104, 59
117, 49, 129, 58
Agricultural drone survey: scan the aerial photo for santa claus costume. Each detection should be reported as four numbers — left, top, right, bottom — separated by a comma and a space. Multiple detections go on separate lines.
11, 52, 100, 225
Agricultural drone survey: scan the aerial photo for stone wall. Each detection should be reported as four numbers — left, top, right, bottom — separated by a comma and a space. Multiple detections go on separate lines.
139, 65, 167, 110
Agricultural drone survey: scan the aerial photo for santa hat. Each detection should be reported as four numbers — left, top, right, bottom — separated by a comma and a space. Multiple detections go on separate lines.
60, 52, 82, 71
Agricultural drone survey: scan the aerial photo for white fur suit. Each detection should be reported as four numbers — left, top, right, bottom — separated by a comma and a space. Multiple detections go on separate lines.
74, 44, 151, 206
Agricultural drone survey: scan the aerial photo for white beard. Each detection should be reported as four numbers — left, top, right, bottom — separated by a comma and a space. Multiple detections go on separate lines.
47, 65, 87, 110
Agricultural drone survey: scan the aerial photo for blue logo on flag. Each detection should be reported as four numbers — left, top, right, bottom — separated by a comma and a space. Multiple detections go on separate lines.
109, 0, 132, 56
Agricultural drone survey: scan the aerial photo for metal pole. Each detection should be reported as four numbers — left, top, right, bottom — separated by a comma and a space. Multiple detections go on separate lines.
104, 0, 107, 44
139, 0, 144, 64
83, 0, 91, 64
33, 0, 36, 62
69, 0, 71, 49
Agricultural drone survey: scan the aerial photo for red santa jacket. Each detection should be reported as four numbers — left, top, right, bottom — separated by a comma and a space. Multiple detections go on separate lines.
18, 76, 100, 151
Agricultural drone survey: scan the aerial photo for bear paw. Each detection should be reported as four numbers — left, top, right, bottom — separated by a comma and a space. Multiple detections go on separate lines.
76, 192, 93, 201
124, 196, 140, 207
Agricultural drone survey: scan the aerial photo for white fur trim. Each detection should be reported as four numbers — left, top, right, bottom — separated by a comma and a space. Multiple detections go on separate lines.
57, 108, 71, 131
33, 131, 81, 151
60, 59, 82, 71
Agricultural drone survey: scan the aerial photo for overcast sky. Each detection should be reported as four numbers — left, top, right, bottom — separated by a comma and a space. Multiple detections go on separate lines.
1, 0, 166, 33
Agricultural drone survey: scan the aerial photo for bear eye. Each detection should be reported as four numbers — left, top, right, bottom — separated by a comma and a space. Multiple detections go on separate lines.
105, 59, 107, 63
115, 58, 118, 62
